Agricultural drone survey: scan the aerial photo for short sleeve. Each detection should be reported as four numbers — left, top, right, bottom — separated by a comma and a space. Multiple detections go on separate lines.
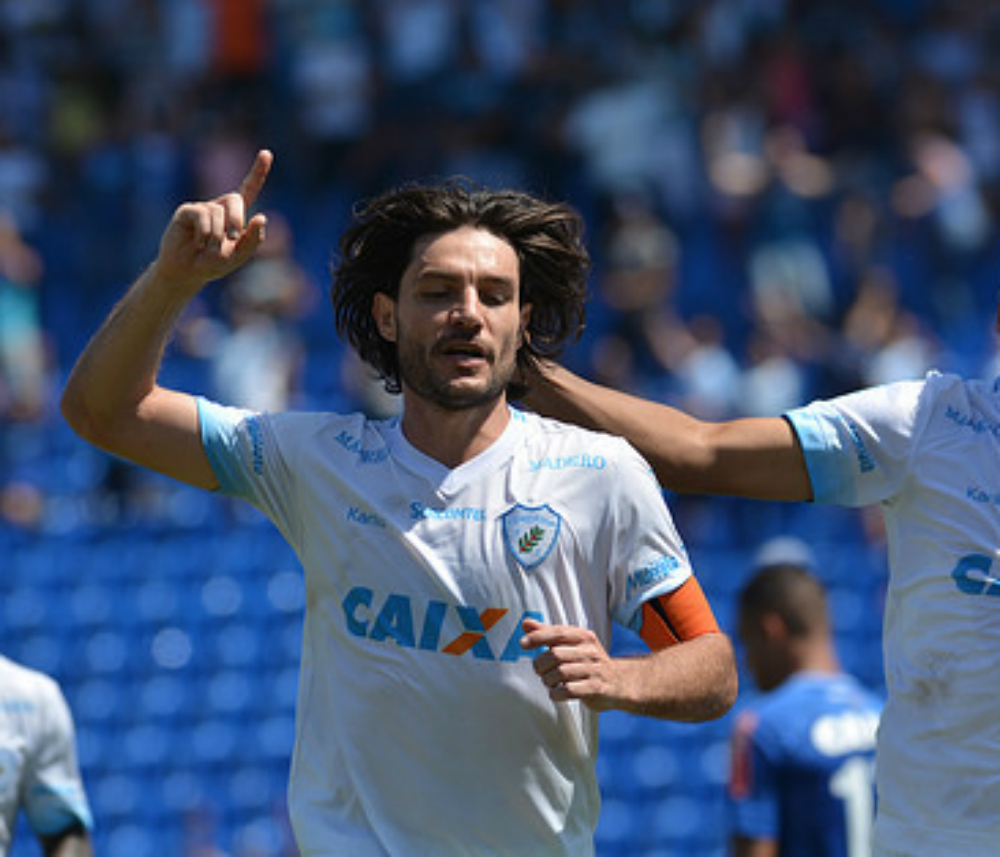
197, 396, 305, 542
785, 378, 929, 507
197, 396, 259, 497
23, 681, 92, 837
605, 440, 694, 631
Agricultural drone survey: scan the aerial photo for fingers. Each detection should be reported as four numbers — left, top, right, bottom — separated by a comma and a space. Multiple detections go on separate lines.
231, 212, 268, 266
520, 619, 616, 708
238, 149, 274, 211
173, 200, 243, 253
221, 149, 272, 239
520, 619, 590, 652
155, 149, 273, 287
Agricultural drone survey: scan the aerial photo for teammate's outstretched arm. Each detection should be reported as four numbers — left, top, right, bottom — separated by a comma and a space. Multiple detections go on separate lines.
523, 362, 813, 501
61, 150, 273, 490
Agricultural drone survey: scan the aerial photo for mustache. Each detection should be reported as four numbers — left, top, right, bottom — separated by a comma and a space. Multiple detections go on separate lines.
434, 333, 490, 357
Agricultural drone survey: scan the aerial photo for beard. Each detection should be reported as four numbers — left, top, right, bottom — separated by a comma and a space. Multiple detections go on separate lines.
396, 332, 518, 412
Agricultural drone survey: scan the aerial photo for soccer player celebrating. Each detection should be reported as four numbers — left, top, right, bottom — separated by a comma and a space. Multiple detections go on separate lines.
61, 150, 736, 856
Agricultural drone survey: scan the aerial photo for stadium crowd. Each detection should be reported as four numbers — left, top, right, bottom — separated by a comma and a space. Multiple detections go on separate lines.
2, 0, 1000, 854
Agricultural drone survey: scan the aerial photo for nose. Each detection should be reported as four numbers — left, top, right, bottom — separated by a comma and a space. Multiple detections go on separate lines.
448, 289, 483, 327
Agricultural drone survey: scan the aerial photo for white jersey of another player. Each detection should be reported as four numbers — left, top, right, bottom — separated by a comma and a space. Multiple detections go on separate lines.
0, 656, 92, 855
786, 371, 1000, 856
200, 401, 696, 856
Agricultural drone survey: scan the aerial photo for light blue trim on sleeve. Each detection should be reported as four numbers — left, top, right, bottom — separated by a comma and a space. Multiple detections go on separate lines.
26, 783, 93, 835
622, 562, 691, 634
784, 407, 849, 504
196, 396, 257, 498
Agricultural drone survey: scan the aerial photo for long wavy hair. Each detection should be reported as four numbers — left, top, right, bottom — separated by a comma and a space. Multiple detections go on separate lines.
331, 180, 590, 397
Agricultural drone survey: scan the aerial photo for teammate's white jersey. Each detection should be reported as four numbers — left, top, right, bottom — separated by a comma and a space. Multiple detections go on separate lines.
199, 401, 694, 857
0, 657, 92, 855
786, 371, 1000, 856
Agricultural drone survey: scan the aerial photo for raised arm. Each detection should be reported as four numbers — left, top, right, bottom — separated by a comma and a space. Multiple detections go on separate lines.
523, 363, 813, 501
60, 150, 273, 489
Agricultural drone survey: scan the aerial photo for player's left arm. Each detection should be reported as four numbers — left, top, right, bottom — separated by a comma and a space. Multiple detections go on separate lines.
521, 577, 737, 721
39, 826, 93, 857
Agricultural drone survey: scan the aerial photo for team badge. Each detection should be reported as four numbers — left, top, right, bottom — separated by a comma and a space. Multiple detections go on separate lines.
501, 504, 561, 570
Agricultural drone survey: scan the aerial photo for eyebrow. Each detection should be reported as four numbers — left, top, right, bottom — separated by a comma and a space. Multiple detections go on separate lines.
416, 269, 517, 290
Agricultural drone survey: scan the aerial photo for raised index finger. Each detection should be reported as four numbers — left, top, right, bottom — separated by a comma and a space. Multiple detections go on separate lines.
238, 149, 274, 209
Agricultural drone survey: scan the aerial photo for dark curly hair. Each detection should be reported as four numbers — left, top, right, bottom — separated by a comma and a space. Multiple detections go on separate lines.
331, 180, 590, 397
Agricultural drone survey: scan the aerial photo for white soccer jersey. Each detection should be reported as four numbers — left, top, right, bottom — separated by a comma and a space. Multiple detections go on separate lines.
0, 657, 92, 855
786, 371, 1000, 856
199, 401, 694, 857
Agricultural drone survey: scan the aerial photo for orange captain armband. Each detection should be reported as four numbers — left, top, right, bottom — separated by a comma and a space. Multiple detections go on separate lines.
639, 576, 720, 650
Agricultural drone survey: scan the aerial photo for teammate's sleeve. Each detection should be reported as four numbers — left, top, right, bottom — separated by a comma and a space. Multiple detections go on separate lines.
638, 576, 720, 650
784, 377, 928, 506
23, 681, 93, 838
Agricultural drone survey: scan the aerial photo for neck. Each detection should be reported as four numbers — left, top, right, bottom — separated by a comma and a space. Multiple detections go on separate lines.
400, 396, 511, 468
792, 636, 841, 676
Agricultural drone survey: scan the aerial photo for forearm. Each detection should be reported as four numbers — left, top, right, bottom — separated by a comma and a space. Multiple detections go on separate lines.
525, 363, 725, 489
526, 363, 812, 500
610, 632, 737, 722
60, 261, 215, 488
61, 262, 191, 442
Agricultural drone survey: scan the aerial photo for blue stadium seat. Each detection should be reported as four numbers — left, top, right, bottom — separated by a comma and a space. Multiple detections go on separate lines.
594, 797, 637, 854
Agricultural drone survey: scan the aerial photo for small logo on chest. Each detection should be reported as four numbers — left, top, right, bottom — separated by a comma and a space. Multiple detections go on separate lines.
501, 504, 561, 570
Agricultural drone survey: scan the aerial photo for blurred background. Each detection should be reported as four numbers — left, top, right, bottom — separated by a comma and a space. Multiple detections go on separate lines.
2, 0, 999, 854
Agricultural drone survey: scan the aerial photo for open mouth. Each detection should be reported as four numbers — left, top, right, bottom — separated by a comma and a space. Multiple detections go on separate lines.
439, 340, 488, 363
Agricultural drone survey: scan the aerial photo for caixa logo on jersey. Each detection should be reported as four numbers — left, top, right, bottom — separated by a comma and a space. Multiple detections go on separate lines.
342, 587, 542, 662
952, 553, 1000, 597
501, 504, 561, 570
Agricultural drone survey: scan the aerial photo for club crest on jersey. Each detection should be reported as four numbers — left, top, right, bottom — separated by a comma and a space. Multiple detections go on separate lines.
502, 504, 561, 570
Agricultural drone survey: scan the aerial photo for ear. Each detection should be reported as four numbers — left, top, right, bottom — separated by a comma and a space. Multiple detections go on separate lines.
373, 292, 397, 342
758, 611, 789, 644
518, 303, 533, 348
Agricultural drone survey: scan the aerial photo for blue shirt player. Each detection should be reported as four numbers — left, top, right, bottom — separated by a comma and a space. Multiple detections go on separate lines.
729, 543, 882, 857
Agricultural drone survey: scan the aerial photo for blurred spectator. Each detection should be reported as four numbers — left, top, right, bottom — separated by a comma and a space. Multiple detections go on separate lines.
0, 479, 45, 530
837, 266, 939, 388
209, 211, 312, 412
589, 193, 689, 393
737, 326, 808, 417
0, 210, 50, 422
672, 315, 742, 419
0, 121, 48, 232
286, 2, 376, 188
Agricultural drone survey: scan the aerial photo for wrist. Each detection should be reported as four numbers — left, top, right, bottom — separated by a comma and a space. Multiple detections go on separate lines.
141, 260, 206, 307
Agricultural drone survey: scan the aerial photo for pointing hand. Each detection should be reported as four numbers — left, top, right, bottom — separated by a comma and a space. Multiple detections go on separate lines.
155, 149, 273, 293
